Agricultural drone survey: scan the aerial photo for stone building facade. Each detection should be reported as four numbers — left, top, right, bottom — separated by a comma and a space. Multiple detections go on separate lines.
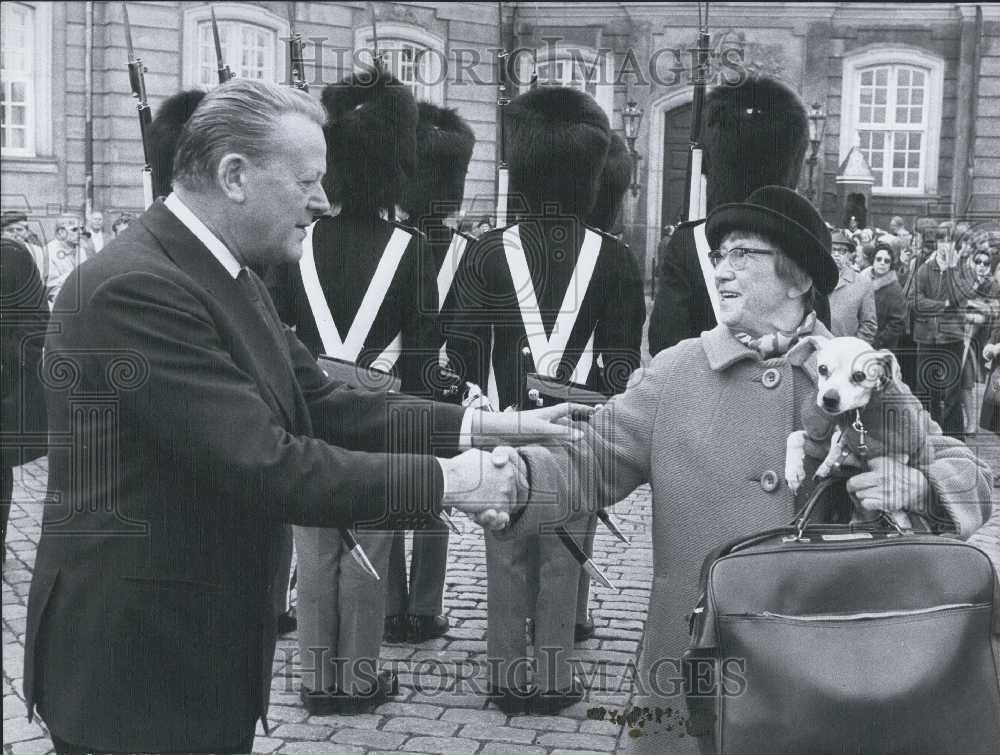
3, 2, 998, 279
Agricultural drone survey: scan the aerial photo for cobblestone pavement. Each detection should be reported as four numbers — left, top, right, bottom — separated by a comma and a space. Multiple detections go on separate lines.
3, 457, 654, 755
7, 381, 1000, 754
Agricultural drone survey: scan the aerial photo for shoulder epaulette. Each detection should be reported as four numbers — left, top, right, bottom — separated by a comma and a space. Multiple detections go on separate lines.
388, 218, 426, 240
582, 224, 630, 251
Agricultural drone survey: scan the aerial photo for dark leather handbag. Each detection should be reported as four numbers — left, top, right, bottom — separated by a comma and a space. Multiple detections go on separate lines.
684, 480, 1000, 755
980, 365, 1000, 433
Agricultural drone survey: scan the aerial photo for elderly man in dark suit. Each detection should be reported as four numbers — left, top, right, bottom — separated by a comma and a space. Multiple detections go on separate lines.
23, 79, 572, 755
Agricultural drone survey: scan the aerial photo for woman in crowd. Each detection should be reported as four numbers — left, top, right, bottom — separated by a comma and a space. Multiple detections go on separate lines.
960, 247, 1000, 435
863, 237, 907, 351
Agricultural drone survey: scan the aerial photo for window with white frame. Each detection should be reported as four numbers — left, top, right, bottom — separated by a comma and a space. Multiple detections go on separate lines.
2, 2, 35, 155
354, 25, 445, 104
840, 49, 944, 196
196, 21, 275, 87
182, 5, 288, 90
518, 46, 613, 118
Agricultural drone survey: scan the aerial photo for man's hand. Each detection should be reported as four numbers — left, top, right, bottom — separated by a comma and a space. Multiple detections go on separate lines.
468, 402, 593, 448
847, 456, 930, 515
440, 446, 528, 530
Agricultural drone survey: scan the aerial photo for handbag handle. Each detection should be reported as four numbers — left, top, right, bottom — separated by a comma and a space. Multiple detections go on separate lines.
789, 477, 908, 541
789, 478, 841, 538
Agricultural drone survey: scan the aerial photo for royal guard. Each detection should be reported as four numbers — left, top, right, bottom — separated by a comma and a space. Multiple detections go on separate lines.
278, 66, 435, 714
573, 131, 643, 642
446, 86, 644, 714
384, 102, 476, 644
649, 76, 813, 354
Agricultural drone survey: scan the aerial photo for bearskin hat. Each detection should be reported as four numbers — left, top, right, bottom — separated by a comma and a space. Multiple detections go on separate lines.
321, 66, 418, 213
148, 90, 207, 198
401, 102, 476, 221
586, 132, 632, 232
702, 75, 809, 211
506, 86, 610, 220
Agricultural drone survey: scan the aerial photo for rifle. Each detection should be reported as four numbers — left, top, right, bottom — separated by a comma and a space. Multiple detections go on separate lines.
682, 3, 721, 321
495, 2, 510, 227
122, 1, 154, 209
210, 8, 233, 84
681, 4, 710, 223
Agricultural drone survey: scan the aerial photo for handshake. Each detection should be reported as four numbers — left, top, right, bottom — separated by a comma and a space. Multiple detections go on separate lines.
437, 401, 593, 531
440, 447, 529, 531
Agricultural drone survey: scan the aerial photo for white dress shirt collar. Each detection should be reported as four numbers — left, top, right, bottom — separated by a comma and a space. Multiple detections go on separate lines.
163, 193, 243, 279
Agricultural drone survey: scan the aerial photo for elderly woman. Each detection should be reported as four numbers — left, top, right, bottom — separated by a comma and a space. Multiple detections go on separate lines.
510, 187, 995, 753
862, 236, 907, 351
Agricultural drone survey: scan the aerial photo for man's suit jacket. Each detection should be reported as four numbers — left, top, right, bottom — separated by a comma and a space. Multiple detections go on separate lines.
23, 202, 465, 752
648, 220, 716, 356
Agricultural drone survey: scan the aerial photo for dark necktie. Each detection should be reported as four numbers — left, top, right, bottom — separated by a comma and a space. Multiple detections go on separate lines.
237, 267, 283, 340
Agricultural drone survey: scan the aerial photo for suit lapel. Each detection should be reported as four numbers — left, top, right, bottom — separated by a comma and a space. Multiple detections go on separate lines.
140, 203, 297, 427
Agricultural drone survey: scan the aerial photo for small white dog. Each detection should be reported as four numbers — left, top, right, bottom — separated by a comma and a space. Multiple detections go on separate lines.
785, 336, 929, 529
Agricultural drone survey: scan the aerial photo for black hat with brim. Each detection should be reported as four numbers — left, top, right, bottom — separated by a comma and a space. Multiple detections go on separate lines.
705, 185, 839, 296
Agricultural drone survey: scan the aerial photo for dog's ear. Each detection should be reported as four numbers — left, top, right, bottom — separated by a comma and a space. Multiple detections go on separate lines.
801, 335, 832, 360
874, 349, 902, 390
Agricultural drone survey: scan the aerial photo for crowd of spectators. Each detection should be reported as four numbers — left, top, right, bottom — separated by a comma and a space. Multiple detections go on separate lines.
827, 214, 1000, 440
1, 209, 132, 308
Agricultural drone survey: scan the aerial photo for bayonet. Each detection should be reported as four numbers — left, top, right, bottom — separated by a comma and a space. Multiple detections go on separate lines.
556, 526, 616, 591
597, 510, 631, 545
342, 528, 380, 580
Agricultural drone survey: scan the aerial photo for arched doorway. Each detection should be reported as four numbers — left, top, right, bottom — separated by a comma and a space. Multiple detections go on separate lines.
661, 102, 693, 230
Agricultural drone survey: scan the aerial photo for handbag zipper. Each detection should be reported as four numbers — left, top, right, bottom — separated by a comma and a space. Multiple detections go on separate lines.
756, 603, 983, 622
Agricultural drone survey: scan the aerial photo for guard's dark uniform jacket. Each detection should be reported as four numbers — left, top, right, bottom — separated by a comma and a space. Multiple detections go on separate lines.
277, 208, 438, 697
649, 219, 716, 356
446, 217, 644, 410
280, 211, 438, 395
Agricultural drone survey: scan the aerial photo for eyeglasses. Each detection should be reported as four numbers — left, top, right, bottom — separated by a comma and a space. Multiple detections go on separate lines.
874, 256, 893, 264
708, 247, 775, 270
974, 258, 991, 267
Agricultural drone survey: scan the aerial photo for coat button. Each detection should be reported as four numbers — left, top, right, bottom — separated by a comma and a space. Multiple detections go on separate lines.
762, 368, 781, 389
760, 470, 780, 492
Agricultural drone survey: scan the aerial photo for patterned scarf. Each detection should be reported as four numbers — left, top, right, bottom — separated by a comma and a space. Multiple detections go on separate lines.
734, 311, 818, 359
